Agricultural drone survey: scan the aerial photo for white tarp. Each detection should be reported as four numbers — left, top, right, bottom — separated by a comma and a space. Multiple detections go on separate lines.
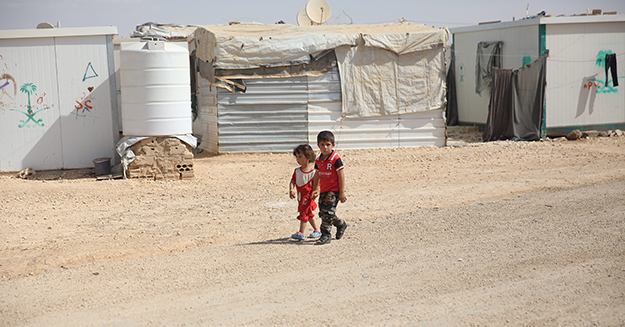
335, 45, 447, 117
193, 21, 450, 117
131, 22, 198, 39
194, 22, 355, 69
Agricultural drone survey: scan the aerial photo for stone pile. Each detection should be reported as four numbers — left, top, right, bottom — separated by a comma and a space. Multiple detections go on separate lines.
127, 137, 194, 180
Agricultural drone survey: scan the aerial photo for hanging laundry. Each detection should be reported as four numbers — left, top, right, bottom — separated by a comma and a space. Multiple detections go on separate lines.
475, 41, 503, 95
605, 53, 618, 87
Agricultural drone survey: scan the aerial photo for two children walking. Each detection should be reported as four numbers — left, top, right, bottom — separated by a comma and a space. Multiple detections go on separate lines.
289, 131, 348, 245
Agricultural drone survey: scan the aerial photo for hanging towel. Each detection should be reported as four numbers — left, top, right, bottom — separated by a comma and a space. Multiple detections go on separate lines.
605, 53, 618, 87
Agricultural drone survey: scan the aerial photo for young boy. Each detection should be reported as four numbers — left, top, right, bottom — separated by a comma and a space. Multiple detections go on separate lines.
312, 130, 347, 245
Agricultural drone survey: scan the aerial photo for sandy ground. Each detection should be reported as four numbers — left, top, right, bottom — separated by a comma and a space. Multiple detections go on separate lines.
1, 132, 624, 326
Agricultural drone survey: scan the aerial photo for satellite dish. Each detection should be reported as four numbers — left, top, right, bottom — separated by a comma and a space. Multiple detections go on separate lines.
297, 8, 316, 26
36, 22, 55, 29
306, 0, 331, 24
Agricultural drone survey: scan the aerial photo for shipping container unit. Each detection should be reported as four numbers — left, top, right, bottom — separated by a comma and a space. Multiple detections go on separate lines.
0, 26, 119, 172
190, 22, 449, 153
450, 14, 625, 135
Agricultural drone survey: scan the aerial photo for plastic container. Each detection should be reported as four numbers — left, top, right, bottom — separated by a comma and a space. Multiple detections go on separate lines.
120, 41, 192, 136
93, 157, 111, 176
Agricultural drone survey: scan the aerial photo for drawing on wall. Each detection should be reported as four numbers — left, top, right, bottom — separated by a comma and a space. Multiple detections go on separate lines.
10, 83, 52, 128
522, 55, 532, 67
83, 62, 98, 81
586, 50, 621, 94
72, 86, 98, 121
458, 63, 465, 86
0, 73, 17, 111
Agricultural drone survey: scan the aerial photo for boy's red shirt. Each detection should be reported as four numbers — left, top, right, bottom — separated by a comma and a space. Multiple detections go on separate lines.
315, 150, 344, 193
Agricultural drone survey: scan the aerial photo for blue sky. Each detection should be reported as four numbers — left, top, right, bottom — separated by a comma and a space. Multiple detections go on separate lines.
1, 0, 624, 38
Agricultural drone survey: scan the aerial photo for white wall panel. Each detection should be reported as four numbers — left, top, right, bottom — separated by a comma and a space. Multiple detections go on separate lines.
452, 24, 539, 125
55, 35, 117, 168
545, 21, 625, 128
0, 27, 118, 172
0, 37, 63, 171
451, 16, 625, 131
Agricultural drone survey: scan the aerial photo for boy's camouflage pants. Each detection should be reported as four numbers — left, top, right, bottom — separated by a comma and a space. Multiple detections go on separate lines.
318, 191, 346, 237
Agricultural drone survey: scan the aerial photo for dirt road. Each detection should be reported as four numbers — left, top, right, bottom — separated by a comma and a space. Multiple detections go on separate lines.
1, 134, 624, 326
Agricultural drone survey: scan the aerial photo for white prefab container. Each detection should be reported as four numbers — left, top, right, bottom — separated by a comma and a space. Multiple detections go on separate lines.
0, 26, 119, 172
120, 41, 191, 136
450, 14, 625, 133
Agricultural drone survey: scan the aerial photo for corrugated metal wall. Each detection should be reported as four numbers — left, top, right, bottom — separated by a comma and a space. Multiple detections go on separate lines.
198, 66, 445, 153
216, 77, 309, 153
545, 21, 625, 129
452, 23, 540, 125
0, 29, 118, 172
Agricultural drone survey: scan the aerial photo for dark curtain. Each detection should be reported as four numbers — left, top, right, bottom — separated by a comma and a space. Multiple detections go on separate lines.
483, 55, 547, 142
446, 57, 458, 126
482, 68, 513, 141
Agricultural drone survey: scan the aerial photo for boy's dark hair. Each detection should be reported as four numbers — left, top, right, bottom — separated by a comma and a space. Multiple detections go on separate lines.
317, 130, 335, 145
293, 144, 316, 163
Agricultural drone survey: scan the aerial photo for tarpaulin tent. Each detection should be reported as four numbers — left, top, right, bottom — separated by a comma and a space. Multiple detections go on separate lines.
190, 21, 451, 153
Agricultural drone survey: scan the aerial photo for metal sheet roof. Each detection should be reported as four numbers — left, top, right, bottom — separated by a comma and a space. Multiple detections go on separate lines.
0, 26, 118, 40
450, 14, 625, 34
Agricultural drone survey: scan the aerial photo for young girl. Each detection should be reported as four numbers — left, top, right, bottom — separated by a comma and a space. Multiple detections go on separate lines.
289, 144, 321, 240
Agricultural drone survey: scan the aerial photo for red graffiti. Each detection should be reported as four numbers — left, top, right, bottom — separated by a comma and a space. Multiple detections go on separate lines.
74, 89, 96, 115
75, 99, 93, 112
584, 81, 600, 89
36, 92, 46, 104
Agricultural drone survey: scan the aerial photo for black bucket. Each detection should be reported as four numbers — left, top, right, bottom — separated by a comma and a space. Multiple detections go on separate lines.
93, 157, 111, 176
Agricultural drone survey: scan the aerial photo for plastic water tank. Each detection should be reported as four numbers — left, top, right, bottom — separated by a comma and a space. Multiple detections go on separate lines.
120, 41, 192, 136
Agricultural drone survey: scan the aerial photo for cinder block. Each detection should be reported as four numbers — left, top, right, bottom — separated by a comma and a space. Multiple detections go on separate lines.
126, 137, 195, 180
180, 171, 195, 180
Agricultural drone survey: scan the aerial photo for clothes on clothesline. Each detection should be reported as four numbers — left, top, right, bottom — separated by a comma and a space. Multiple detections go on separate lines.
475, 41, 503, 95
605, 53, 618, 87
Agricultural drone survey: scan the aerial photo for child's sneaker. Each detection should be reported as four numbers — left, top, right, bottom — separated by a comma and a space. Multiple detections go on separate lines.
291, 232, 305, 240
309, 230, 321, 238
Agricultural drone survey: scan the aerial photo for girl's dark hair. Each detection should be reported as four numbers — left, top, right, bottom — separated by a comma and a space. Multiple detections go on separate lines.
293, 144, 316, 163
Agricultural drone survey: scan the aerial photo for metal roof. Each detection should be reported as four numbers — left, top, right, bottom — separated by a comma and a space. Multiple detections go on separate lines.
450, 14, 625, 33
0, 26, 118, 39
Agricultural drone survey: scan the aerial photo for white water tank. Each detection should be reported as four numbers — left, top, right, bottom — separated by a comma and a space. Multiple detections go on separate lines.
120, 41, 192, 136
